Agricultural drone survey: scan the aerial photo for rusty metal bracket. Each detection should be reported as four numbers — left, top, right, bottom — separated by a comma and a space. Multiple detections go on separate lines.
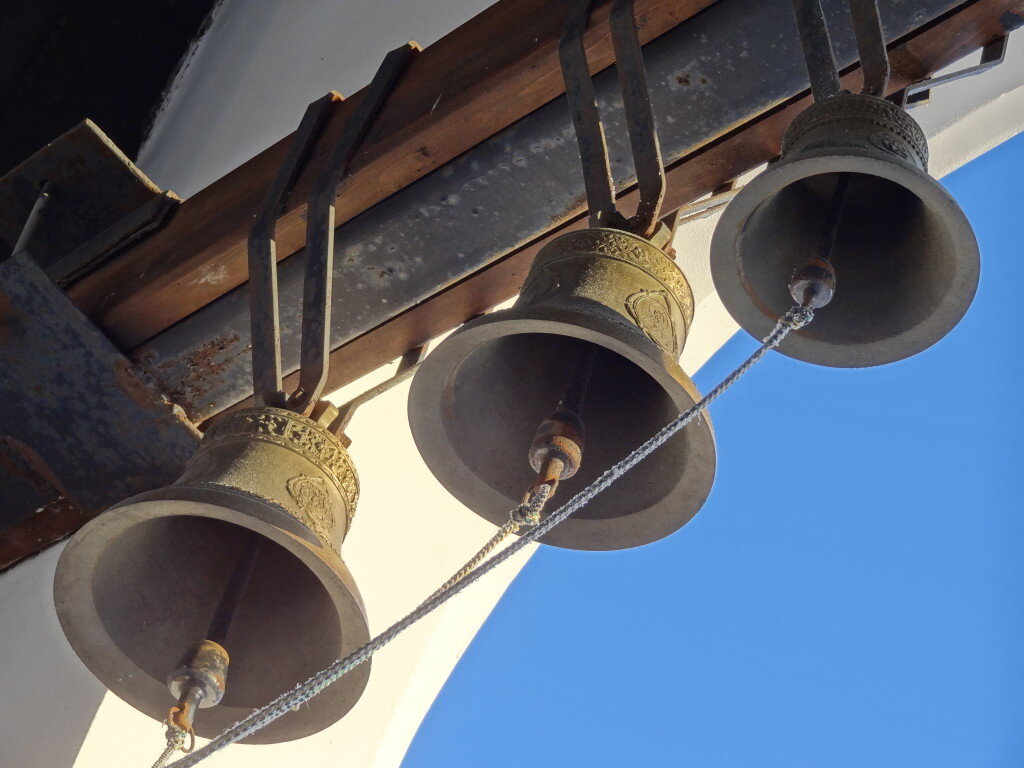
331, 344, 428, 436
247, 44, 416, 418
559, 0, 666, 237
249, 93, 338, 408
793, 0, 893, 102
898, 34, 1009, 107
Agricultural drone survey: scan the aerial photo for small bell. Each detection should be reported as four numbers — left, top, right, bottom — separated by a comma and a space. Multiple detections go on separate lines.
710, 91, 980, 368
53, 406, 370, 744
409, 228, 717, 551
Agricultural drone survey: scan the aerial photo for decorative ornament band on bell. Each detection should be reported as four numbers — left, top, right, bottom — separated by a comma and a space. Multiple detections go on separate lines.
53, 407, 370, 744
409, 227, 717, 551
711, 92, 980, 368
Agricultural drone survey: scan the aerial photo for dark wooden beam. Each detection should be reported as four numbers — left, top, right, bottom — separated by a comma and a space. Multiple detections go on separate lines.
0, 499, 87, 573
67, 0, 716, 349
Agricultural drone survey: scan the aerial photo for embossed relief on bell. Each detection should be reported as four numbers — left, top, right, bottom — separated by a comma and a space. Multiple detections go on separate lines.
625, 289, 677, 353
287, 474, 337, 537
203, 407, 360, 515
517, 267, 561, 304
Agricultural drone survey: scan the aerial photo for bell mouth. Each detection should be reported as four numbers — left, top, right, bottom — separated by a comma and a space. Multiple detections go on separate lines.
53, 487, 370, 744
408, 305, 716, 551
711, 156, 980, 367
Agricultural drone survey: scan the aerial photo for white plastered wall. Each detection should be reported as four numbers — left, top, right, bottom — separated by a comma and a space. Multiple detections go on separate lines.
0, 2, 1019, 765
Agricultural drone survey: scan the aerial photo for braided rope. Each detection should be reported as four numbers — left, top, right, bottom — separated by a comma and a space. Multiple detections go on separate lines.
428, 483, 554, 603
167, 306, 811, 766
152, 725, 187, 768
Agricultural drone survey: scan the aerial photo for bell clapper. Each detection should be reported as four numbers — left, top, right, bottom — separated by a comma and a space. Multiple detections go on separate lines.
523, 345, 597, 518
789, 172, 848, 310
164, 534, 262, 740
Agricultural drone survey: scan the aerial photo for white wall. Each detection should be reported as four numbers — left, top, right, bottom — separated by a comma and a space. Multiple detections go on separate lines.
138, 0, 498, 198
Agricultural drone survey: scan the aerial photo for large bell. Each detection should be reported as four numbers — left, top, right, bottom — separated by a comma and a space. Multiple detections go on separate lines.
53, 406, 370, 744
409, 228, 717, 551
710, 92, 980, 367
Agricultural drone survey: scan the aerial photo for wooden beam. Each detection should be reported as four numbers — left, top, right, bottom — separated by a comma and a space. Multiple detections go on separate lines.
67, 0, 715, 349
209, 0, 1020, 420
0, 499, 87, 573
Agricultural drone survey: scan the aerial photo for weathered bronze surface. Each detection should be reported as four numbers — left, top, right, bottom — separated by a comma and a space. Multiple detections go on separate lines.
53, 406, 369, 744
409, 228, 716, 551
711, 92, 980, 367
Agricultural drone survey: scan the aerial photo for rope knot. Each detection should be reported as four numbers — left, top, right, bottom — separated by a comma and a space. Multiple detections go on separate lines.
511, 482, 554, 527
783, 305, 814, 330
510, 503, 540, 527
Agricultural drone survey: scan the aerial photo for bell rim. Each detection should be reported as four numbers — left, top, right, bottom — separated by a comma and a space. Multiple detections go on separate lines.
52, 484, 371, 744
710, 153, 980, 367
408, 303, 717, 551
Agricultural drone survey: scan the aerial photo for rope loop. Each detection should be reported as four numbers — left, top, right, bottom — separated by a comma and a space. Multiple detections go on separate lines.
511, 483, 554, 527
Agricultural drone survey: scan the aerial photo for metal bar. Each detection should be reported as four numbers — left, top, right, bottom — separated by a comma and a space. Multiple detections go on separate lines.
559, 0, 618, 228
332, 344, 428, 434
668, 188, 740, 228
792, 0, 843, 101
849, 0, 891, 95
610, 0, 666, 237
902, 33, 1009, 105
205, 535, 262, 647
12, 182, 53, 257
815, 172, 851, 262
292, 44, 415, 414
248, 94, 335, 407
558, 345, 598, 416
48, 191, 180, 287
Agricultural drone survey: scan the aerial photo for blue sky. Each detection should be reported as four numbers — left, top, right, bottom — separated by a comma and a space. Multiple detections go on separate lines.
403, 131, 1024, 767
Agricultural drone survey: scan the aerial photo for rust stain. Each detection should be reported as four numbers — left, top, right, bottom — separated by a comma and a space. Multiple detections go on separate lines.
146, 332, 243, 419
112, 359, 203, 439
112, 358, 167, 412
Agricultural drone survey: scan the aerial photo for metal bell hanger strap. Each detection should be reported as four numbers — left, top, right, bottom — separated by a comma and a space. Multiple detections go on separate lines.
710, 0, 981, 368
53, 44, 416, 755
407, 0, 716, 552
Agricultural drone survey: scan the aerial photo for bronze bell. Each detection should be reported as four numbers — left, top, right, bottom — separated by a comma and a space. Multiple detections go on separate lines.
710, 92, 980, 367
408, 227, 717, 551
53, 406, 370, 744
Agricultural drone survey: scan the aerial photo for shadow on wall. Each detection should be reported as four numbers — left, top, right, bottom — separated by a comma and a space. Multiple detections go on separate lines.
0, 544, 106, 767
